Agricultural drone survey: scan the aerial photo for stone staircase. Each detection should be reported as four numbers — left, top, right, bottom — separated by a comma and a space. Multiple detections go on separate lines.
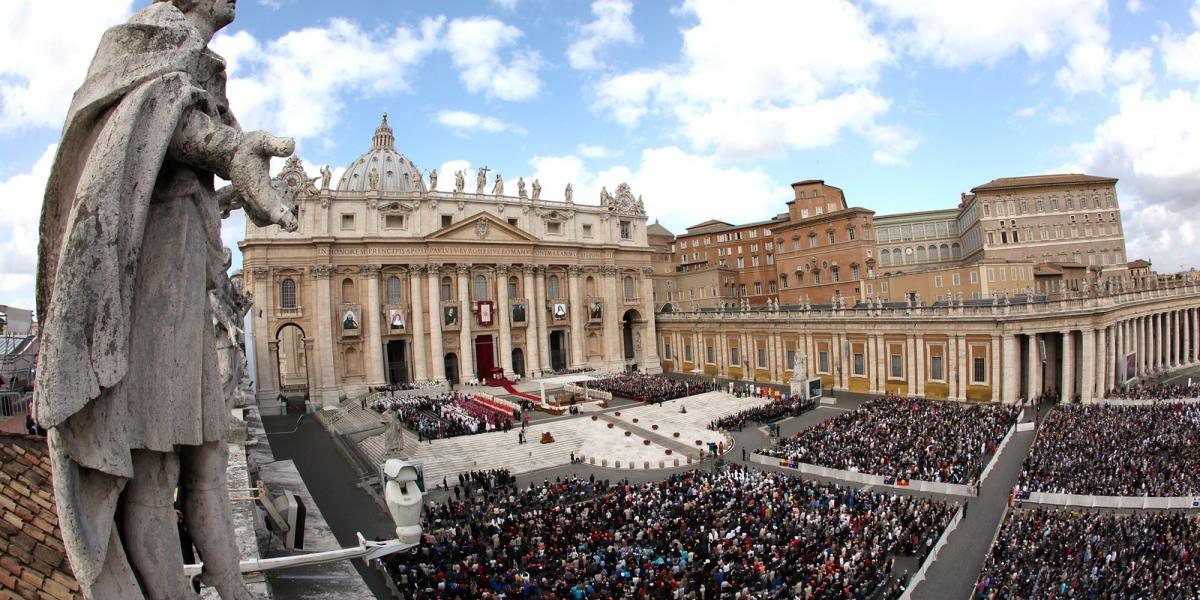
403, 422, 590, 486
323, 395, 389, 436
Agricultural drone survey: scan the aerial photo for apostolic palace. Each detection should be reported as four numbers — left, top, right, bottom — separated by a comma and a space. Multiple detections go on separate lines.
242, 114, 1200, 414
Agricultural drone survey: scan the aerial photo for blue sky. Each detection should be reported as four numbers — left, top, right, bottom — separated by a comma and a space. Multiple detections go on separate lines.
4, 0, 1200, 314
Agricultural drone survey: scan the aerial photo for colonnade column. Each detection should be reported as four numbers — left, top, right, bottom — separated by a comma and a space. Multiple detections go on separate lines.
914, 334, 926, 397
536, 266, 552, 373
867, 335, 879, 394
1061, 329, 1075, 402
360, 265, 386, 387
1139, 316, 1147, 376
457, 266, 474, 381
874, 335, 886, 394
990, 334, 1001, 403
956, 335, 967, 401
1002, 334, 1020, 404
947, 335, 958, 400
496, 264, 514, 377
567, 266, 585, 368
309, 264, 339, 407
640, 268, 662, 373
426, 265, 446, 381
408, 267, 428, 381
1098, 326, 1110, 399
1193, 308, 1199, 364
905, 335, 916, 397
522, 266, 540, 374
249, 267, 277, 405
1079, 328, 1095, 403
1026, 334, 1040, 401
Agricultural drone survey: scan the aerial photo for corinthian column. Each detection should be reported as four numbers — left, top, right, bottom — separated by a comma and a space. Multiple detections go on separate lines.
640, 267, 662, 373
309, 264, 339, 408
568, 266, 585, 368
496, 264, 514, 376
426, 265, 446, 381
602, 266, 622, 370
457, 265, 475, 381
523, 265, 540, 374
249, 267, 277, 409
408, 267, 428, 381
535, 266, 551, 373
360, 264, 385, 387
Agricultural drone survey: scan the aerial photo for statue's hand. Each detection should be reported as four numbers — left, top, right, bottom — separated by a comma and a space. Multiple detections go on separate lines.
230, 131, 298, 232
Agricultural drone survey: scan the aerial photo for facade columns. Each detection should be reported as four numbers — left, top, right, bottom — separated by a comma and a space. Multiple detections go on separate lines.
426, 265, 446, 381
567, 267, 585, 368
408, 268, 428, 381
496, 264, 514, 377
874, 335, 886, 394
990, 334, 1001, 403
1061, 329, 1075, 402
536, 266, 553, 373
947, 334, 958, 400
457, 265, 474, 381
1193, 308, 1199, 364
601, 267, 621, 369
1002, 334, 1019, 404
1026, 334, 1041, 401
361, 265, 386, 387
905, 335, 916, 397
867, 335, 879, 394
1079, 328, 1095, 403
250, 267, 277, 407
956, 335, 967, 401
523, 266, 540, 374
638, 269, 662, 373
915, 334, 926, 397
1098, 326, 1110, 398
309, 264, 339, 407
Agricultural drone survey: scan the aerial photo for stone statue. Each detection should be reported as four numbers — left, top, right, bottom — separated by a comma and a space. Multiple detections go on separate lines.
517, 176, 527, 199
492, 173, 504, 196
476, 167, 489, 194
384, 413, 403, 454
455, 169, 465, 193
637, 195, 645, 214
33, 1, 297, 597
531, 178, 541, 201
211, 251, 252, 411
320, 164, 332, 190
565, 183, 574, 204
429, 169, 437, 191
414, 170, 424, 190
600, 185, 611, 206
368, 169, 380, 191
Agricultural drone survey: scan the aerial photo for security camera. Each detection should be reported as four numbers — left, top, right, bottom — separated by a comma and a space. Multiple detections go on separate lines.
382, 459, 423, 545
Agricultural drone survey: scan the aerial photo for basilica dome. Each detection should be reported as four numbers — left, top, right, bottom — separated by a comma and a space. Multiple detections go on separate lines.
337, 113, 427, 194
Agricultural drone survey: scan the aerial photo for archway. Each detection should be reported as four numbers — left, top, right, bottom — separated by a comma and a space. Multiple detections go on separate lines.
275, 323, 309, 398
512, 348, 525, 378
386, 340, 409, 384
549, 331, 568, 372
622, 309, 642, 368
444, 353, 459, 385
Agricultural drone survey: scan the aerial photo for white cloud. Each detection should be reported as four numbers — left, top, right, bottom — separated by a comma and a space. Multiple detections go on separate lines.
593, 0, 904, 163
867, 0, 1108, 67
490, 0, 520, 10
1055, 43, 1153, 95
529, 147, 789, 233
1127, 0, 1143, 14
577, 144, 609, 158
1074, 84, 1200, 269
1161, 27, 1200, 82
212, 16, 444, 143
1014, 104, 1040, 118
443, 17, 542, 101
0, 0, 133, 133
0, 144, 56, 310
567, 0, 637, 70
435, 110, 526, 136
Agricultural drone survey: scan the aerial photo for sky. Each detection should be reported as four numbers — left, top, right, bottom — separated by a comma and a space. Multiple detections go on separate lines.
4, 0, 1200, 315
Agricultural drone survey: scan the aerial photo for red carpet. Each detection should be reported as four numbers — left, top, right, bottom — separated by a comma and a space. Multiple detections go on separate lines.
493, 381, 541, 403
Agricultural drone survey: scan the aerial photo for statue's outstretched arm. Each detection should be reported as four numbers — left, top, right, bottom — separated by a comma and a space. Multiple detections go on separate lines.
170, 108, 297, 231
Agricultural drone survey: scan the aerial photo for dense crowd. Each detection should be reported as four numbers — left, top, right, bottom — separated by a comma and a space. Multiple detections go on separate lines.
543, 366, 598, 376
371, 380, 444, 393
760, 397, 1018, 485
383, 464, 952, 599
588, 374, 716, 403
373, 392, 516, 440
1017, 402, 1200, 496
974, 509, 1200, 599
1104, 381, 1200, 401
711, 395, 818, 431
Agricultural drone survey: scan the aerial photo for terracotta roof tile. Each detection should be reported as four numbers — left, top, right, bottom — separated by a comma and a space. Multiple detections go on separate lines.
0, 434, 79, 599
970, 173, 1117, 192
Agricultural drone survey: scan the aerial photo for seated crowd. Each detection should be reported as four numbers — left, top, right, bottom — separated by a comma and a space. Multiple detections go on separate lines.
974, 509, 1200, 599
384, 464, 952, 599
373, 392, 516, 440
1017, 402, 1200, 496
370, 380, 444, 393
1104, 380, 1200, 401
711, 395, 818, 431
542, 366, 597, 376
759, 396, 1018, 485
587, 374, 716, 403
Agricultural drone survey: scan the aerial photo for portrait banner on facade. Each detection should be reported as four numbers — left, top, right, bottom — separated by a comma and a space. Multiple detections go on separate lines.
1124, 351, 1137, 382
477, 300, 494, 327
444, 304, 459, 327
553, 302, 568, 321
589, 300, 603, 321
341, 306, 361, 336
388, 308, 405, 331
511, 301, 527, 324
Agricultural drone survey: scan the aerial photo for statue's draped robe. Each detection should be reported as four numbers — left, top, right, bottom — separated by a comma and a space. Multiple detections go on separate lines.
35, 4, 230, 590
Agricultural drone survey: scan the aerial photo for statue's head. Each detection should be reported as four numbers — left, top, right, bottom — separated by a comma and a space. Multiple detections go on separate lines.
156, 0, 236, 31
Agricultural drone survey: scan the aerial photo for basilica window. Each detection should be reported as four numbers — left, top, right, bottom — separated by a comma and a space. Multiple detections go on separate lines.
619, 220, 632, 239
624, 276, 635, 300
386, 276, 402, 304
508, 276, 519, 298
440, 277, 453, 301
280, 278, 297, 308
341, 278, 355, 303
385, 214, 406, 229
548, 274, 561, 299
473, 274, 489, 301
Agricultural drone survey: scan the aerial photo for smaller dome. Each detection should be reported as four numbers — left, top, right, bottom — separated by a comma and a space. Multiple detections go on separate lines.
337, 113, 427, 194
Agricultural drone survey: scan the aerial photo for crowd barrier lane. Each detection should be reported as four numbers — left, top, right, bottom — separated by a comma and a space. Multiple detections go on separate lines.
899, 504, 964, 600
1023, 491, 1200, 509
749, 453, 973, 496
978, 424, 1017, 486
1094, 396, 1200, 406
562, 383, 613, 402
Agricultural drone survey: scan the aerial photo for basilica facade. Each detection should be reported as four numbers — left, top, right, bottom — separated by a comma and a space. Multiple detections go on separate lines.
242, 116, 659, 413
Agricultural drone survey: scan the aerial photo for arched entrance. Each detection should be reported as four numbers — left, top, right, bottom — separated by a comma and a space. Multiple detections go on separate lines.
512, 348, 525, 378
444, 353, 459, 385
549, 331, 568, 372
275, 323, 309, 398
622, 309, 642, 369
386, 340, 409, 384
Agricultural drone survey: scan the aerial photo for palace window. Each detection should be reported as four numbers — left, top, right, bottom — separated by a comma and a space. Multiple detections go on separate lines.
547, 222, 561, 235
548, 275, 561, 299
786, 350, 796, 369
385, 214, 406, 229
386, 276, 402, 304
818, 350, 830, 373
341, 214, 355, 229
280, 278, 297, 308
624, 276, 635, 300
685, 343, 693, 362
757, 348, 767, 368
473, 274, 488, 300
828, 231, 836, 245
853, 352, 865, 376
973, 354, 987, 384
930, 355, 944, 381
441, 215, 452, 228
706, 345, 715, 364
508, 276, 519, 298
619, 220, 632, 239
440, 277, 453, 301
730, 347, 740, 366
889, 351, 903, 379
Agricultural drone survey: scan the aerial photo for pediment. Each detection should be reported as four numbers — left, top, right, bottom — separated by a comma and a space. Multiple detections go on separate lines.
426, 212, 540, 243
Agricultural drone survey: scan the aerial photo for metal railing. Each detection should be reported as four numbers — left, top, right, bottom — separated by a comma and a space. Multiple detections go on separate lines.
0, 391, 30, 419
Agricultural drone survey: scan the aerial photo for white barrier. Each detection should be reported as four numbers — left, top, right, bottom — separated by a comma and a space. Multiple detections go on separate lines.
900, 505, 964, 600
977, 424, 1017, 485
750, 453, 973, 496
1015, 421, 1036, 432
562, 383, 613, 402
1023, 491, 1200, 509
1093, 396, 1200, 406
473, 391, 521, 414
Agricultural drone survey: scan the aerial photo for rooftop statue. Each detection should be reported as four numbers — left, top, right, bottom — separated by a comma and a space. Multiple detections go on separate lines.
34, 0, 297, 597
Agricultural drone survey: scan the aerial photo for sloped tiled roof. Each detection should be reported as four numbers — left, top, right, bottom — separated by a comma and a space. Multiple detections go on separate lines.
970, 174, 1117, 192
0, 434, 80, 599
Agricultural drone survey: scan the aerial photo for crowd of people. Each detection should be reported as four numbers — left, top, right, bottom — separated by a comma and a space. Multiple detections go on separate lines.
542, 366, 597, 376
383, 464, 952, 599
759, 396, 1018, 485
1104, 381, 1200, 401
711, 395, 817, 431
370, 381, 444, 393
974, 508, 1200, 599
588, 374, 716, 404
373, 392, 517, 440
1017, 402, 1200, 496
